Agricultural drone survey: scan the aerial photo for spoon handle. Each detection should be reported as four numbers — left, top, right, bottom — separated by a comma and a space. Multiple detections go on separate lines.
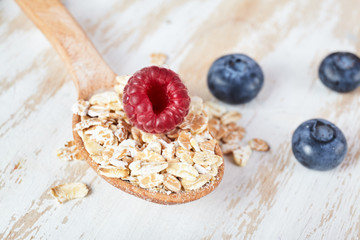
15, 0, 116, 99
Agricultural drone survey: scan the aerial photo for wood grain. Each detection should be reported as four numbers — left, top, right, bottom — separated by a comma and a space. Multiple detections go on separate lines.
1, 0, 360, 239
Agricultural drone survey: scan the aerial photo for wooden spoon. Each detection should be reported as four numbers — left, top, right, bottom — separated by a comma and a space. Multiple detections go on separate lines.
16, 0, 224, 204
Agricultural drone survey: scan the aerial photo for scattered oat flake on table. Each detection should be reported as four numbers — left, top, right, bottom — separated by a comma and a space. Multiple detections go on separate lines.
150, 53, 167, 66
220, 111, 242, 125
56, 140, 83, 161
220, 141, 243, 155
203, 101, 269, 167
50, 183, 89, 204
233, 145, 252, 167
248, 138, 270, 152
221, 125, 245, 143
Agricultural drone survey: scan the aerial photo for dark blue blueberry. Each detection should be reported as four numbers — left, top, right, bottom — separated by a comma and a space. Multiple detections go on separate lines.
291, 119, 347, 171
207, 54, 264, 104
319, 52, 360, 93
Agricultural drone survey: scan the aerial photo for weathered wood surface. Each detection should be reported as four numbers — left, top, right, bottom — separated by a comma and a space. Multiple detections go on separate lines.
1, 0, 360, 239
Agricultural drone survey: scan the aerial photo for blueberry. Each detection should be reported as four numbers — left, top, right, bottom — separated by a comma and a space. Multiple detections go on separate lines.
207, 54, 264, 104
291, 119, 347, 171
319, 52, 360, 93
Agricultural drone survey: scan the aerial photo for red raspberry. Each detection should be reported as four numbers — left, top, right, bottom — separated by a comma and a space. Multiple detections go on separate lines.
123, 66, 191, 134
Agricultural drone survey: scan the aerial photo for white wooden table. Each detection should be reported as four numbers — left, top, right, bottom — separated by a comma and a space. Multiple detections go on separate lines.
1, 0, 360, 239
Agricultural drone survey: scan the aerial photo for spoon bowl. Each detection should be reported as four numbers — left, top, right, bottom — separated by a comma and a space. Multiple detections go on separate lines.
16, 0, 224, 204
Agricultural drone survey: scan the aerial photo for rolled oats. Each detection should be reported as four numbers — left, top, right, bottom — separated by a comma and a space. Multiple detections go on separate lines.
89, 91, 119, 106
91, 154, 109, 165
194, 163, 209, 174
72, 99, 90, 116
98, 165, 129, 178
179, 112, 208, 134
85, 125, 116, 146
203, 101, 226, 118
75, 118, 103, 131
103, 145, 127, 162
83, 136, 104, 156
175, 146, 193, 164
57, 141, 83, 161
113, 83, 124, 96
193, 152, 222, 166
50, 183, 89, 204
199, 139, 217, 154
181, 174, 212, 191
222, 125, 245, 143
189, 96, 204, 114
190, 138, 201, 152
87, 105, 110, 118
134, 151, 146, 161
194, 132, 212, 143
166, 128, 180, 139
163, 174, 181, 192
141, 131, 159, 143
208, 164, 219, 177
233, 145, 252, 167
116, 75, 131, 85
145, 151, 166, 162
107, 101, 123, 111
109, 158, 128, 168
162, 142, 177, 162
178, 131, 192, 150
115, 110, 127, 120
220, 111, 242, 125
144, 141, 162, 155
137, 173, 164, 188
114, 121, 130, 142
221, 141, 243, 154
118, 139, 139, 157
61, 54, 272, 198
131, 127, 142, 142
150, 53, 167, 66
157, 134, 172, 145
115, 75, 131, 95
70, 76, 226, 194
121, 156, 133, 165
166, 162, 199, 181
204, 102, 269, 169
208, 118, 227, 140
129, 161, 168, 176
248, 138, 270, 152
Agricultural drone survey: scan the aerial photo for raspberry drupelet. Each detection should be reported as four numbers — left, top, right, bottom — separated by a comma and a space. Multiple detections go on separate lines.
123, 66, 191, 134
